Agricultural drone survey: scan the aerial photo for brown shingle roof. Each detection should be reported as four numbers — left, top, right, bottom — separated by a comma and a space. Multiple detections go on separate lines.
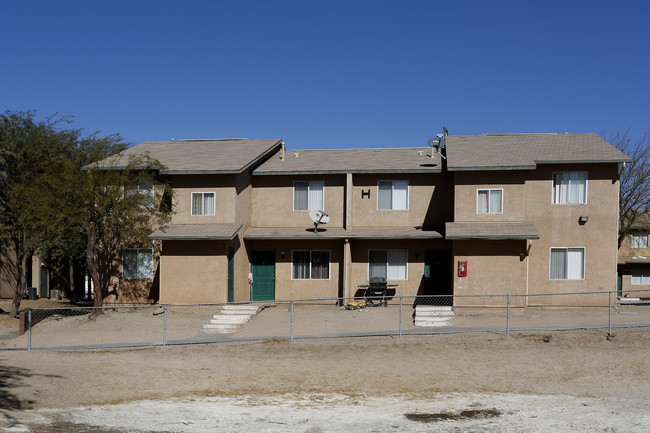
446, 133, 631, 171
445, 222, 539, 240
148, 224, 242, 240
253, 148, 443, 175
94, 139, 282, 174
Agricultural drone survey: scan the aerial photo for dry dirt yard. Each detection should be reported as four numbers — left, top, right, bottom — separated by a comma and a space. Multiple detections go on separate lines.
1, 328, 649, 432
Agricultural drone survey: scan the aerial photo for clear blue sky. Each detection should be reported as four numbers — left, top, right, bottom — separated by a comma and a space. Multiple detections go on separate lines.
2, 0, 648, 149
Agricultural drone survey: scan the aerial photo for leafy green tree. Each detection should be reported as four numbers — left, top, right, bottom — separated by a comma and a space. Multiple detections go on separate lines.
2, 110, 172, 315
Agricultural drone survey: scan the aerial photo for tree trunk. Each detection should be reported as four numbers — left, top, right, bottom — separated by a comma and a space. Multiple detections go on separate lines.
85, 226, 103, 310
10, 245, 27, 318
66, 257, 75, 302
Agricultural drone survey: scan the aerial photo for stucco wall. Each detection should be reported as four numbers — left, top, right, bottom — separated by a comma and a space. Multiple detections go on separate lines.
524, 163, 620, 305
159, 240, 228, 304
352, 173, 453, 228
170, 174, 237, 224
251, 175, 345, 228
453, 171, 526, 222
452, 240, 528, 307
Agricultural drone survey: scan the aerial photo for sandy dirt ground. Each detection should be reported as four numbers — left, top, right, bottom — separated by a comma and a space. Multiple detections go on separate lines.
1, 327, 650, 432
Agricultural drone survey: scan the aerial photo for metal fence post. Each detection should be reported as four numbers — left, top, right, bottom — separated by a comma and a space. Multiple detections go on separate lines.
399, 295, 403, 339
290, 301, 294, 342
163, 305, 167, 347
506, 295, 510, 335
28, 308, 32, 351
608, 291, 612, 335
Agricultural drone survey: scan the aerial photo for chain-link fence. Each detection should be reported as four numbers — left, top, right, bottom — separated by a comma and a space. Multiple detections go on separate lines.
2, 290, 649, 350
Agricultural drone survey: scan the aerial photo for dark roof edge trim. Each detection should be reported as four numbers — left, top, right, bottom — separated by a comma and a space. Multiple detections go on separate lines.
446, 235, 540, 240
253, 168, 442, 176
148, 225, 242, 241
534, 158, 632, 165
447, 165, 536, 172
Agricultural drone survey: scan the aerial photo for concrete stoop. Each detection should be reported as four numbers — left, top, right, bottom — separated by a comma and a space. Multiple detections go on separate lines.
201, 305, 260, 334
414, 305, 454, 327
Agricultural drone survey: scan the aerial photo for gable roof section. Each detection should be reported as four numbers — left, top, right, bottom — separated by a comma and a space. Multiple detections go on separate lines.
446, 133, 631, 171
253, 148, 443, 175
93, 139, 283, 174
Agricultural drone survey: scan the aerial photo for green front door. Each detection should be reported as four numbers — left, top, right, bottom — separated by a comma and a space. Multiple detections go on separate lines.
227, 247, 235, 303
251, 250, 275, 301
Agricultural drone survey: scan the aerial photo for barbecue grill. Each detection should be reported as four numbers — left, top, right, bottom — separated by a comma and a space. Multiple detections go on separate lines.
361, 277, 397, 307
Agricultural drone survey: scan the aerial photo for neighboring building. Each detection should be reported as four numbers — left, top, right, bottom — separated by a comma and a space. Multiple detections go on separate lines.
94, 133, 630, 306
618, 215, 650, 295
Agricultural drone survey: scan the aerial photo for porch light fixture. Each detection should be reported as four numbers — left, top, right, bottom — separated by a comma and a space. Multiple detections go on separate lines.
578, 215, 588, 224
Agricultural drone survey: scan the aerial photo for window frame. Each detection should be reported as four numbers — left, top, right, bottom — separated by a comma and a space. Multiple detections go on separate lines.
552, 171, 588, 205
631, 267, 650, 285
367, 249, 408, 280
191, 192, 216, 216
549, 247, 585, 280
377, 180, 409, 211
122, 248, 154, 280
631, 233, 649, 249
476, 188, 504, 214
293, 181, 325, 211
291, 250, 331, 280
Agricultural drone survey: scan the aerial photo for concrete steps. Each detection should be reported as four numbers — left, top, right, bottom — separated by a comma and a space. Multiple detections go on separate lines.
414, 306, 454, 327
201, 304, 260, 334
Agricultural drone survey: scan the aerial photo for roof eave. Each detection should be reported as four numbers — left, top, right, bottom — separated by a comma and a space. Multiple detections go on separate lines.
447, 165, 536, 172
253, 168, 442, 176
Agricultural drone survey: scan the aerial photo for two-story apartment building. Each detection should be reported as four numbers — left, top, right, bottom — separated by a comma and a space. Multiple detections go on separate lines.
97, 133, 630, 306
618, 215, 650, 294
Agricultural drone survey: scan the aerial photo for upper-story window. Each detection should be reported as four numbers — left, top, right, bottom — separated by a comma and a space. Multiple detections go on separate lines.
123, 248, 153, 279
477, 189, 503, 214
125, 180, 154, 208
378, 180, 408, 210
553, 172, 587, 204
631, 233, 649, 249
191, 192, 215, 216
294, 181, 324, 211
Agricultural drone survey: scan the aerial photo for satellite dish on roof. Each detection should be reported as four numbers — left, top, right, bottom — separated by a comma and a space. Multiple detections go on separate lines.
427, 132, 447, 160
309, 209, 330, 233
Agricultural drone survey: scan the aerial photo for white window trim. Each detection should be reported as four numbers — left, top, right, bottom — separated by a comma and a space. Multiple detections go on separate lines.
631, 233, 649, 249
191, 192, 216, 216
293, 181, 325, 211
367, 249, 408, 280
122, 248, 154, 280
377, 180, 409, 211
291, 249, 331, 280
549, 247, 586, 280
476, 188, 504, 214
552, 171, 588, 205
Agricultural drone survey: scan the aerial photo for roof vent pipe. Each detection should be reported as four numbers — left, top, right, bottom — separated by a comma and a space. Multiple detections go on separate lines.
280, 141, 286, 161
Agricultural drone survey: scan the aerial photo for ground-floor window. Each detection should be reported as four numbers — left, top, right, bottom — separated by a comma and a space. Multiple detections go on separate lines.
369, 250, 407, 280
123, 248, 154, 279
292, 250, 330, 280
550, 247, 584, 280
631, 267, 650, 285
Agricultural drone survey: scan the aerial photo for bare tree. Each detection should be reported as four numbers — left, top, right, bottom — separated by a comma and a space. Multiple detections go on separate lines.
605, 130, 650, 247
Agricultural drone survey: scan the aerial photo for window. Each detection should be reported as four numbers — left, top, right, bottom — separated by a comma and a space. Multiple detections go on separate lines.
294, 181, 324, 211
292, 250, 330, 279
550, 248, 585, 280
191, 192, 215, 216
378, 180, 408, 210
125, 180, 154, 207
631, 233, 649, 249
631, 268, 650, 285
553, 172, 587, 204
477, 189, 503, 214
123, 248, 154, 279
369, 250, 407, 280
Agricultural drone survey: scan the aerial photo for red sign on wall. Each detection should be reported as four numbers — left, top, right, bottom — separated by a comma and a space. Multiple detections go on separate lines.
458, 260, 467, 277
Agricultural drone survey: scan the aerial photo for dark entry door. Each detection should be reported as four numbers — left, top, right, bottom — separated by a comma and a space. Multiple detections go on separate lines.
251, 250, 275, 301
227, 247, 235, 303
424, 249, 452, 306
40, 266, 49, 298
